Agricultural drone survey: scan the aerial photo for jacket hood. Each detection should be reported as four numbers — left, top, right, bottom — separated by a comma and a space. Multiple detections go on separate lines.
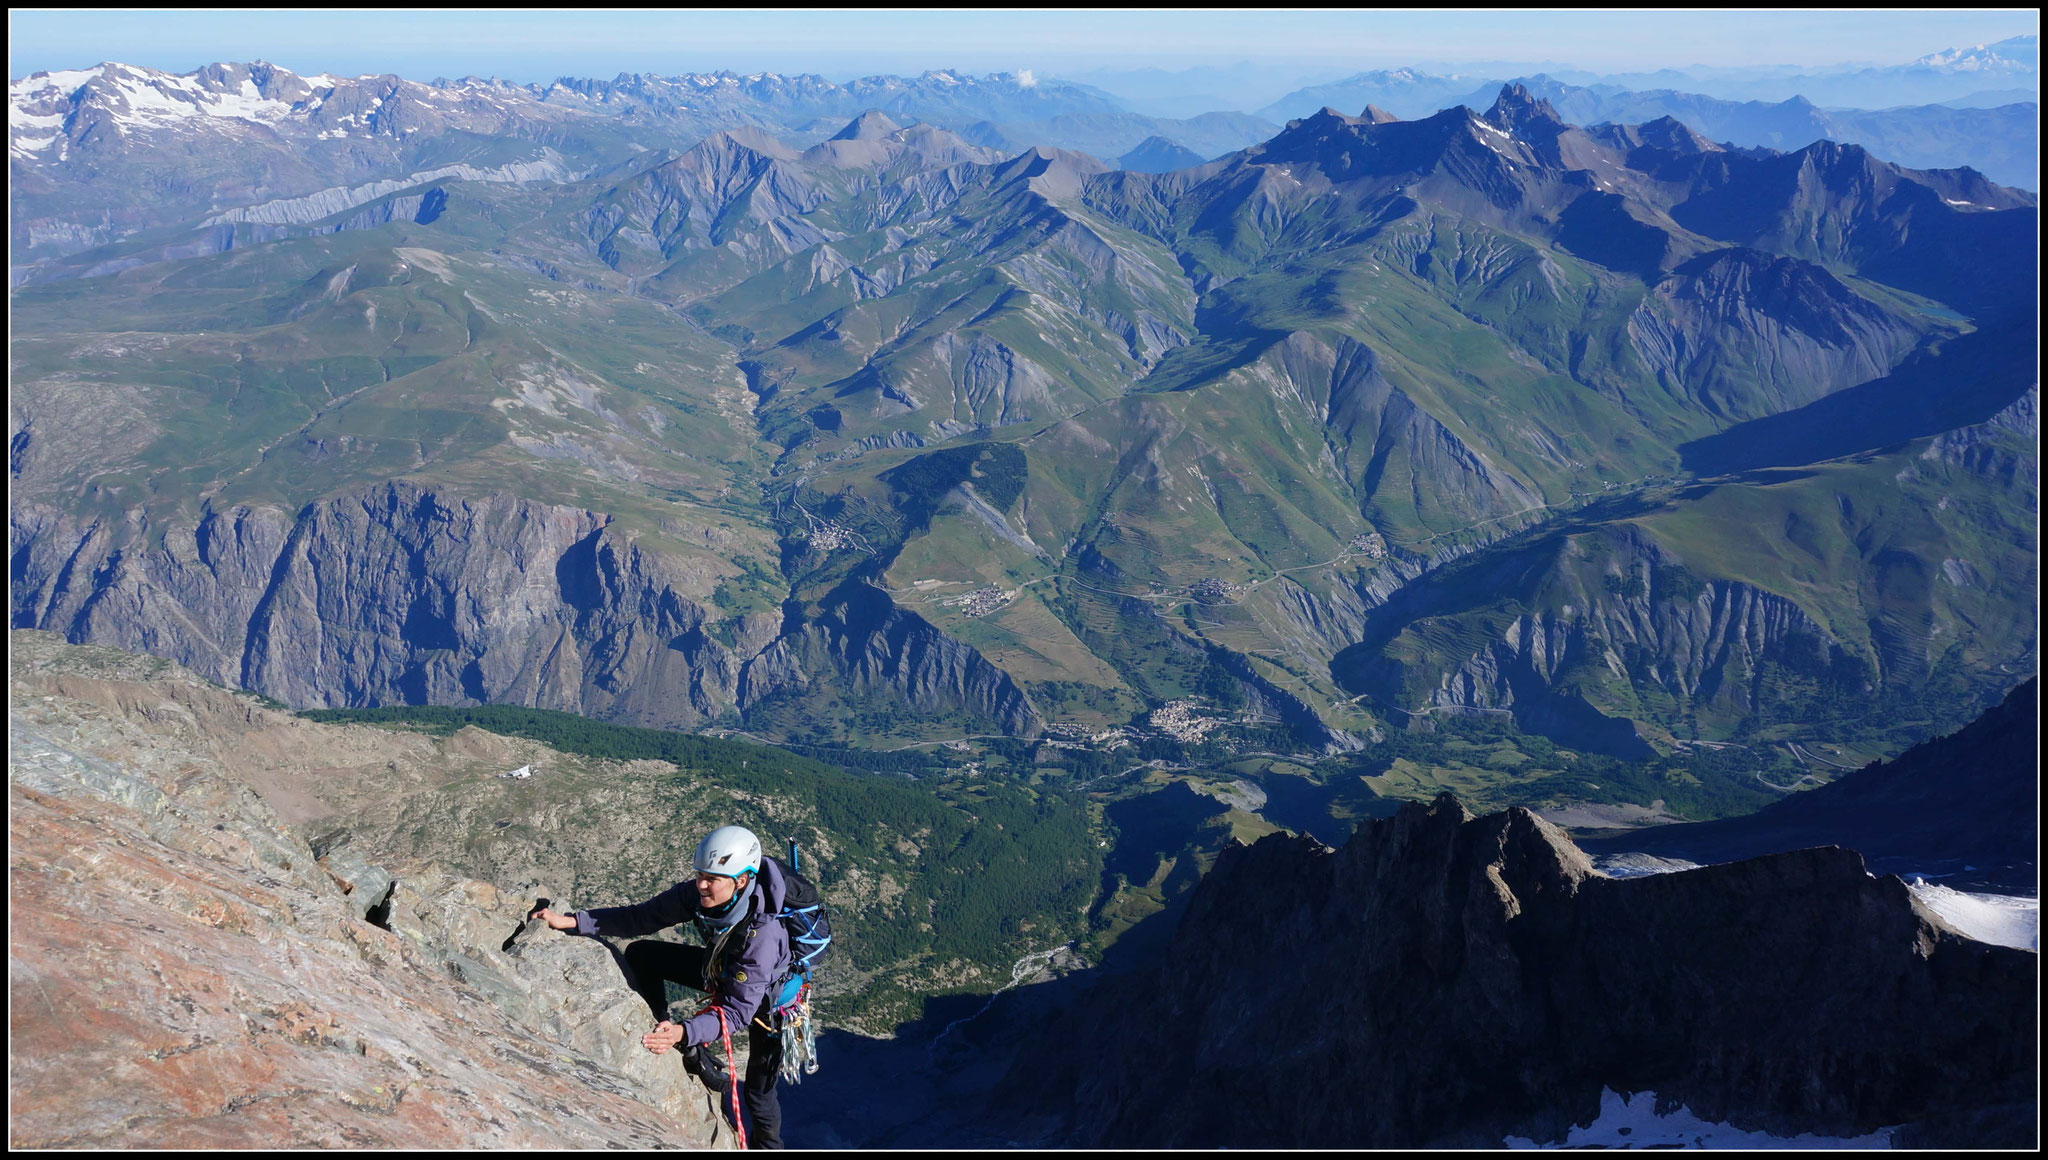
755, 854, 791, 915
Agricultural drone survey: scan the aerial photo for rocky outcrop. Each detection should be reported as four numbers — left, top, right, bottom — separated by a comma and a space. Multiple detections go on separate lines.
1334, 524, 1865, 752
10, 481, 1038, 735
745, 581, 1043, 736
1013, 795, 2036, 1148
1260, 331, 1549, 527
1631, 247, 1928, 422
7, 661, 731, 1148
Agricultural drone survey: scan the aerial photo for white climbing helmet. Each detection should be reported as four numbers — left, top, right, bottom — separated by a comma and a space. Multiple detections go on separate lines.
694, 825, 762, 880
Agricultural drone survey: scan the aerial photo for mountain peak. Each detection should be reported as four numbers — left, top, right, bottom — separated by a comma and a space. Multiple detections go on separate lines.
1635, 115, 1721, 155
1485, 82, 1563, 130
693, 125, 801, 161
1360, 104, 1401, 125
831, 109, 902, 141
1279, 106, 1367, 138
1911, 39, 2036, 71
1118, 135, 1208, 173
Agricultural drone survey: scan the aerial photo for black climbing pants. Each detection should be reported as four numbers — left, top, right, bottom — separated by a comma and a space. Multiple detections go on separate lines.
623, 939, 785, 1150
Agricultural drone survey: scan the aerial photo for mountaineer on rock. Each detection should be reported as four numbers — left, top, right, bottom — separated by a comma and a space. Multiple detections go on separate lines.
534, 824, 828, 1150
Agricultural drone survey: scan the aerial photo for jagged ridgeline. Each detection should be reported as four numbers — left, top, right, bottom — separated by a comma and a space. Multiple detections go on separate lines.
9, 77, 2037, 812
299, 704, 1097, 1026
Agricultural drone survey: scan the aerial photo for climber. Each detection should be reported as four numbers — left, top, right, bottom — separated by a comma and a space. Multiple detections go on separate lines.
533, 825, 793, 1150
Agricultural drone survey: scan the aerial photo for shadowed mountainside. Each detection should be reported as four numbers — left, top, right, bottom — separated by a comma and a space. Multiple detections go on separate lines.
1001, 794, 2037, 1148
1583, 676, 2039, 891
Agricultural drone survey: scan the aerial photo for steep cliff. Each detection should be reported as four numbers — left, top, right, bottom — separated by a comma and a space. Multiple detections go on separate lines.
9, 480, 1038, 736
7, 644, 734, 1148
1012, 795, 2037, 1148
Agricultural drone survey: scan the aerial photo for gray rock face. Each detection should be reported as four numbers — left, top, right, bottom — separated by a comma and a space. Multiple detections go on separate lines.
318, 847, 397, 922
748, 581, 1043, 736
7, 667, 731, 1148
1334, 524, 1864, 753
1416, 572, 1833, 740
1631, 247, 1928, 421
11, 480, 1040, 734
376, 861, 727, 1133
1013, 794, 2037, 1148
207, 155, 574, 226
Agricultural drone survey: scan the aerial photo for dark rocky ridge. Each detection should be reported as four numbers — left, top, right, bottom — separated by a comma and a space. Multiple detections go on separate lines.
1006, 795, 2037, 1147
1584, 676, 2039, 891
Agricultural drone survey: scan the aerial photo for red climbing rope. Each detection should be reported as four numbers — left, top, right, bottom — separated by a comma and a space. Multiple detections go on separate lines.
709, 1005, 747, 1151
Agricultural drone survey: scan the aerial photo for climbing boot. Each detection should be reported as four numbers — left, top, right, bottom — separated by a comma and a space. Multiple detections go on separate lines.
684, 1041, 731, 1093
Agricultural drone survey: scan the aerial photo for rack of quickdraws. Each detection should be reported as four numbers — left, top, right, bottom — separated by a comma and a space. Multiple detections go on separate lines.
777, 985, 820, 1083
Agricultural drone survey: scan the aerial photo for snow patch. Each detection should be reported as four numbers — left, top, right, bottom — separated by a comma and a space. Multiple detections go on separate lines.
1506, 1088, 1895, 1149
1907, 880, 2038, 950
1592, 852, 1701, 879
10, 66, 105, 97
1591, 855, 2037, 951
204, 78, 294, 123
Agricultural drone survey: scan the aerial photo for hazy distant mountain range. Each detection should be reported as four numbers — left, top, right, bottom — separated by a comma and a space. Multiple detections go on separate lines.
7, 61, 1287, 262
1064, 36, 2038, 119
1259, 42, 2037, 188
11, 37, 2036, 266
1262, 36, 2039, 116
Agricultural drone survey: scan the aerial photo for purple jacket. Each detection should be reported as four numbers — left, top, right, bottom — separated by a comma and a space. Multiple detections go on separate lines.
574, 859, 793, 1049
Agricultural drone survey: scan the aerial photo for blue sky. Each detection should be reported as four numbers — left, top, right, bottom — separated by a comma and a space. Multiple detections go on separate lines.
8, 9, 2039, 84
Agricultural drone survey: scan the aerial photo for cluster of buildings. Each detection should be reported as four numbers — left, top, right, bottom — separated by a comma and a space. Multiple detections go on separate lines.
1349, 532, 1388, 559
941, 585, 1015, 616
1147, 699, 1226, 743
1188, 577, 1242, 604
805, 522, 857, 551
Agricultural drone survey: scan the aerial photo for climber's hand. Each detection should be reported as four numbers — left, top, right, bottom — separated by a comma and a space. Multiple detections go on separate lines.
531, 907, 578, 931
642, 1020, 687, 1055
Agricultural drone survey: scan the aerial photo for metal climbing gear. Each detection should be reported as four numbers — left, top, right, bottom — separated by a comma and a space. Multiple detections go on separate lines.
774, 983, 820, 1083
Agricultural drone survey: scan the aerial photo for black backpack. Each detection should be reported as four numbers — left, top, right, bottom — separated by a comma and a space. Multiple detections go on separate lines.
766, 846, 831, 1010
